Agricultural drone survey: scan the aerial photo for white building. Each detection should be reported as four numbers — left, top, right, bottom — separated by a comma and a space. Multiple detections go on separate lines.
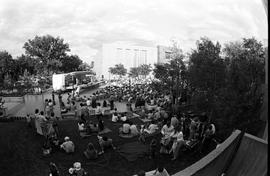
94, 43, 159, 79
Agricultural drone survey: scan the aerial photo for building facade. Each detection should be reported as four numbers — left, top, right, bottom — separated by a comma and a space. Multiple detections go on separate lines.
94, 43, 160, 79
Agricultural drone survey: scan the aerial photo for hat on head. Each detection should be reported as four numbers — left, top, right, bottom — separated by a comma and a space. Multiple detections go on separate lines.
64, 136, 70, 141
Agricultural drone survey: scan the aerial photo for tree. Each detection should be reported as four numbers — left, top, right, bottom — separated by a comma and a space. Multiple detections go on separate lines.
60, 55, 83, 73
109, 64, 127, 78
129, 67, 140, 78
0, 51, 18, 84
16, 54, 36, 75
78, 62, 93, 71
187, 37, 226, 115
220, 38, 265, 130
23, 35, 70, 74
138, 64, 152, 78
153, 42, 186, 104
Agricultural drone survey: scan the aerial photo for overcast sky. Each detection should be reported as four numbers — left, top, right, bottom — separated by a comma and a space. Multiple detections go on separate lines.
0, 0, 268, 64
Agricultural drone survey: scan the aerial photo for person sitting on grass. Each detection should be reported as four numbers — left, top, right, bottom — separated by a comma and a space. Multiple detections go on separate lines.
112, 111, 120, 122
49, 132, 60, 151
86, 98, 91, 107
78, 121, 86, 132
169, 125, 185, 160
97, 135, 116, 154
42, 137, 52, 156
84, 142, 98, 160
120, 113, 127, 122
130, 122, 139, 136
160, 120, 175, 154
60, 136, 75, 154
68, 162, 88, 176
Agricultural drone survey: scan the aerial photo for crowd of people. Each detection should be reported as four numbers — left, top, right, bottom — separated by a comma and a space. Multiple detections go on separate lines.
26, 80, 217, 176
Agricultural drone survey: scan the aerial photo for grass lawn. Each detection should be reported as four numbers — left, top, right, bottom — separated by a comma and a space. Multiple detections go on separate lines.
0, 115, 205, 176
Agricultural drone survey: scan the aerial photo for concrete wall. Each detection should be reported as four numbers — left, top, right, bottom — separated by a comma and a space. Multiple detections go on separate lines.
226, 133, 268, 176
173, 130, 242, 176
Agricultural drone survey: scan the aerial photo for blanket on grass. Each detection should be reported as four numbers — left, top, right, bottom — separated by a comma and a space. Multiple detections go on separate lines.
79, 127, 112, 137
118, 141, 148, 162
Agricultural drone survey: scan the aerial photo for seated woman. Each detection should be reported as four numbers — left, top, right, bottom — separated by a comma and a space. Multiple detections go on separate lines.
130, 122, 139, 136
169, 126, 185, 160
160, 120, 175, 154
97, 135, 116, 154
84, 142, 98, 160
120, 113, 127, 122
112, 112, 120, 122
78, 121, 86, 132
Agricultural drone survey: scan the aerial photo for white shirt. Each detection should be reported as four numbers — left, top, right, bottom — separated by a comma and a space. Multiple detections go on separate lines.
78, 123, 85, 131
161, 124, 174, 138
86, 100, 91, 106
112, 114, 118, 122
121, 116, 127, 122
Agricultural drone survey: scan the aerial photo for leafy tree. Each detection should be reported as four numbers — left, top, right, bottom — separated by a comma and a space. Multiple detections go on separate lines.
153, 43, 186, 104
129, 67, 140, 78
109, 64, 127, 78
23, 35, 70, 74
0, 51, 18, 84
78, 62, 93, 71
187, 37, 226, 116
138, 64, 152, 78
16, 54, 36, 75
60, 55, 83, 73
220, 38, 265, 130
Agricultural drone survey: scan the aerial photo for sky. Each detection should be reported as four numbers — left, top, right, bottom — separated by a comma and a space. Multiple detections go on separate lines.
0, 0, 268, 64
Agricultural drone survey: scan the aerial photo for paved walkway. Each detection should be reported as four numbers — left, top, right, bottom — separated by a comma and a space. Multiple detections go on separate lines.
5, 87, 132, 117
